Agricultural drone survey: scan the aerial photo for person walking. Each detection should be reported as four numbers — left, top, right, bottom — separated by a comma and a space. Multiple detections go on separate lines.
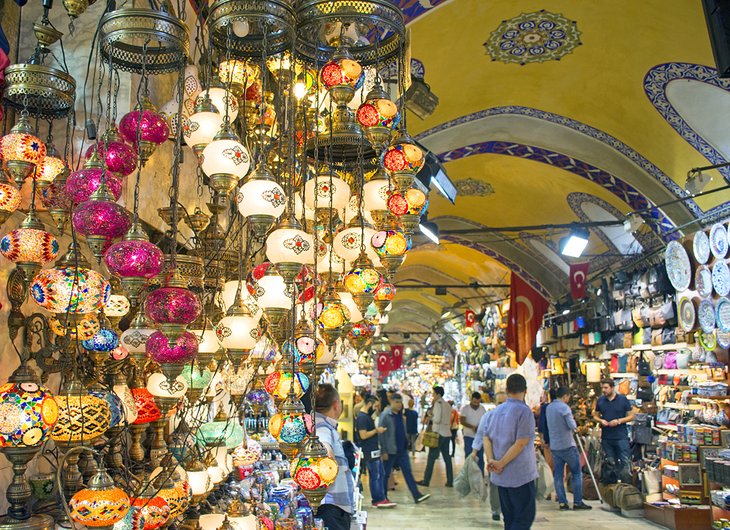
471, 392, 506, 521
593, 379, 635, 475
356, 395, 396, 509
546, 386, 592, 511
418, 386, 454, 487
404, 396, 419, 455
449, 400, 460, 457
314, 384, 356, 530
481, 374, 538, 530
461, 392, 487, 473
378, 393, 431, 504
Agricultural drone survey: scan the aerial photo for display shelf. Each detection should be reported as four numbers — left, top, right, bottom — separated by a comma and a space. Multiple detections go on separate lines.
610, 372, 637, 378
691, 395, 730, 402
657, 369, 709, 376
658, 402, 702, 410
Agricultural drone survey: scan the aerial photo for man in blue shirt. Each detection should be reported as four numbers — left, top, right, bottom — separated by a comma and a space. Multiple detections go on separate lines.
378, 393, 431, 504
593, 379, 635, 473
546, 386, 592, 511
472, 392, 506, 521
480, 374, 538, 529
356, 394, 395, 509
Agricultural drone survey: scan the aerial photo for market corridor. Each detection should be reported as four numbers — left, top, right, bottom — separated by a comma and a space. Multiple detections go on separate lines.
363, 451, 662, 529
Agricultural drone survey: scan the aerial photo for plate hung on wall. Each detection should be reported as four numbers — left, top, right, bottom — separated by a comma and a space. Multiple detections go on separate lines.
695, 265, 713, 298
716, 297, 730, 333
665, 240, 691, 292
710, 223, 728, 260
693, 230, 711, 265
698, 298, 716, 334
678, 295, 696, 332
718, 329, 730, 349
712, 260, 730, 297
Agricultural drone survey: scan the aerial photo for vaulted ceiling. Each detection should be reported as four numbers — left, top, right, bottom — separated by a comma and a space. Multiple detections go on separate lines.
384, 0, 730, 340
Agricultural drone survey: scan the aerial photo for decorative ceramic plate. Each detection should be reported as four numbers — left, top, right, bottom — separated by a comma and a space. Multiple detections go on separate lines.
695, 265, 713, 298
678, 296, 696, 332
699, 330, 717, 351
717, 297, 730, 332
718, 329, 730, 349
710, 223, 728, 259
693, 230, 711, 264
665, 240, 691, 292
712, 260, 730, 297
698, 298, 716, 333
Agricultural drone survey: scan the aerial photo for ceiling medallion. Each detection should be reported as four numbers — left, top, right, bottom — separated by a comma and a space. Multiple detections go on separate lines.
484, 10, 581, 66
454, 178, 495, 197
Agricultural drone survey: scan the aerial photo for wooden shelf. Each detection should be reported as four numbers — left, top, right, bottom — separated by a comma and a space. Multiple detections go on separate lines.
658, 402, 702, 410
691, 395, 730, 402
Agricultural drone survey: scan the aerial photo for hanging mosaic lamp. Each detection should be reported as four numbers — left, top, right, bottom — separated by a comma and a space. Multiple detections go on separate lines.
304, 171, 351, 214
131, 490, 171, 530
66, 151, 124, 205
69, 467, 131, 527
120, 309, 157, 359
343, 251, 383, 314
0, 372, 58, 448
333, 214, 379, 264
373, 279, 396, 314
119, 96, 170, 163
82, 328, 120, 352
266, 215, 315, 284
201, 121, 250, 195
85, 124, 139, 177
0, 115, 46, 186
35, 141, 67, 189
144, 274, 202, 345
282, 320, 325, 374
356, 80, 400, 150
314, 287, 351, 346
291, 435, 338, 510
382, 131, 425, 192
72, 181, 131, 260
131, 387, 161, 425
207, 86, 239, 122
51, 378, 111, 444
347, 319, 376, 351
31, 264, 110, 314
0, 210, 59, 283
215, 294, 259, 366
263, 371, 310, 402
184, 91, 223, 159
146, 330, 199, 364
268, 394, 310, 459
387, 186, 428, 234
0, 177, 22, 226
104, 223, 164, 305
236, 163, 286, 240
371, 217, 410, 277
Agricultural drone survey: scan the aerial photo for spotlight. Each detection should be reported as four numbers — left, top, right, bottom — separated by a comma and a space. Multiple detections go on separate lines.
405, 346, 412, 355
560, 227, 590, 258
425, 336, 432, 346
596, 287, 602, 296
562, 309, 570, 315
685, 169, 712, 195
419, 218, 439, 244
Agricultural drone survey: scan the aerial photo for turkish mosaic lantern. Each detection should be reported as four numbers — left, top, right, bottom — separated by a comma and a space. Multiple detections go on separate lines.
0, 381, 58, 447
0, 116, 46, 185
343, 253, 383, 313
291, 435, 338, 509
131, 388, 161, 424
282, 322, 325, 374
51, 386, 112, 443
145, 283, 202, 345
381, 132, 425, 192
314, 288, 351, 346
0, 213, 59, 282
131, 493, 170, 530
85, 124, 138, 176
0, 180, 21, 225
387, 187, 428, 234
157, 484, 190, 519
104, 223, 164, 304
356, 82, 400, 150
119, 96, 170, 163
31, 266, 110, 314
263, 371, 310, 402
373, 279, 396, 314
197, 411, 245, 449
113, 505, 146, 530
69, 468, 131, 527
35, 142, 67, 189
49, 313, 100, 341
371, 222, 411, 277
319, 48, 364, 91
268, 395, 311, 458
347, 319, 376, 351
66, 152, 124, 205
232, 438, 263, 467
146, 330, 199, 364
72, 182, 131, 260
82, 328, 120, 352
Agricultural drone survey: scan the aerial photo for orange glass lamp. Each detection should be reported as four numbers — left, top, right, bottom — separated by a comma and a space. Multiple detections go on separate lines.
263, 371, 310, 402
343, 252, 383, 314
382, 132, 425, 192
131, 489, 171, 530
314, 288, 351, 346
51, 379, 111, 444
69, 467, 131, 529
268, 394, 310, 459
373, 280, 395, 315
371, 219, 410, 277
291, 435, 338, 510
386, 187, 428, 235
1, 115, 46, 186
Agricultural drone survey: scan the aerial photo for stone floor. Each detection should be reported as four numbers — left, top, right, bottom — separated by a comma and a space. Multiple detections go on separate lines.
361, 449, 663, 529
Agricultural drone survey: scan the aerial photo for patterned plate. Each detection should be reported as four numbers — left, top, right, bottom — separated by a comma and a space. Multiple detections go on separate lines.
665, 240, 691, 291
699, 330, 717, 351
695, 265, 713, 298
698, 298, 716, 333
717, 297, 730, 332
710, 223, 728, 259
718, 329, 730, 349
678, 296, 696, 332
712, 260, 730, 297
693, 230, 711, 264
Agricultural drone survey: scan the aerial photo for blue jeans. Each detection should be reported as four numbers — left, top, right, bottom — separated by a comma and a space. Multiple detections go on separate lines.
422, 435, 454, 486
383, 450, 422, 501
498, 480, 536, 530
366, 458, 386, 504
463, 436, 484, 476
552, 446, 583, 505
602, 438, 631, 465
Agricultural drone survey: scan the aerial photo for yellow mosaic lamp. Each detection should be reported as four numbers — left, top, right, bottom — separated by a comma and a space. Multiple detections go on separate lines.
51, 378, 111, 443
69, 467, 131, 528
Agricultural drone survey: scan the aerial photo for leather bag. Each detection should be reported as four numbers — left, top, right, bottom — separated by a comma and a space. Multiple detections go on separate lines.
422, 431, 439, 449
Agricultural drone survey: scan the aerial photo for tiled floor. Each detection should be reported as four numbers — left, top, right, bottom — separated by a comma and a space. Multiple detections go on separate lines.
362, 450, 663, 529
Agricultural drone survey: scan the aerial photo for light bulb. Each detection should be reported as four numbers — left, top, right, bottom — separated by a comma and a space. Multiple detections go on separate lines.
294, 82, 307, 100
232, 19, 250, 38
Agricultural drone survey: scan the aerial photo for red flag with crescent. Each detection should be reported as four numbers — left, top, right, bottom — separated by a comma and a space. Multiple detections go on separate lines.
390, 345, 403, 370
506, 273, 549, 364
569, 262, 590, 301
377, 351, 391, 377
464, 309, 476, 328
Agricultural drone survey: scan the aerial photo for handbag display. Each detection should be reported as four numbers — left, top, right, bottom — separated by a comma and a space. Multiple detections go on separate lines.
422, 430, 439, 449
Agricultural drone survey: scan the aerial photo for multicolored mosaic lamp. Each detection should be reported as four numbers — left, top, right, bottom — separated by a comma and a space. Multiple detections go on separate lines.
373, 279, 395, 315
263, 371, 310, 402
131, 489, 171, 530
72, 181, 131, 260
382, 131, 425, 192
0, 177, 22, 226
387, 186, 428, 234
0, 211, 59, 283
51, 379, 111, 444
85, 124, 138, 176
356, 81, 399, 150
119, 96, 170, 163
31, 264, 110, 314
291, 435, 338, 510
343, 252, 383, 313
35, 141, 67, 189
0, 115, 46, 186
69, 467, 131, 528
145, 279, 201, 346
268, 394, 310, 459
314, 288, 351, 346
370, 217, 411, 277
66, 152, 124, 205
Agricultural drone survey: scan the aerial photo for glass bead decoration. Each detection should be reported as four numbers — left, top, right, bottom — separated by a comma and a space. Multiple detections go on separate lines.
31, 267, 111, 314
51, 393, 111, 442
0, 228, 59, 264
0, 382, 58, 447
69, 484, 131, 527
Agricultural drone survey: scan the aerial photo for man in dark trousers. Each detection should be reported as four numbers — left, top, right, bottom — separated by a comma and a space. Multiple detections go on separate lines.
481, 374, 538, 529
593, 379, 635, 477
418, 386, 454, 487
356, 394, 396, 508
378, 393, 431, 504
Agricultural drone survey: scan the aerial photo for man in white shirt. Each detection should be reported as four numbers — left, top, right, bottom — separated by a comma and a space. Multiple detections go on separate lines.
418, 386, 454, 487
460, 391, 486, 474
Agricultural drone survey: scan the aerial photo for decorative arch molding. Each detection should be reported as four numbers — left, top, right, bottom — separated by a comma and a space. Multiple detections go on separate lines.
415, 106, 704, 222
644, 62, 730, 186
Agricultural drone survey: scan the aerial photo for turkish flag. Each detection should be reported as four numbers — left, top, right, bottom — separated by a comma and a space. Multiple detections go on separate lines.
377, 351, 391, 376
390, 345, 403, 370
465, 309, 476, 328
506, 273, 550, 365
569, 262, 590, 301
